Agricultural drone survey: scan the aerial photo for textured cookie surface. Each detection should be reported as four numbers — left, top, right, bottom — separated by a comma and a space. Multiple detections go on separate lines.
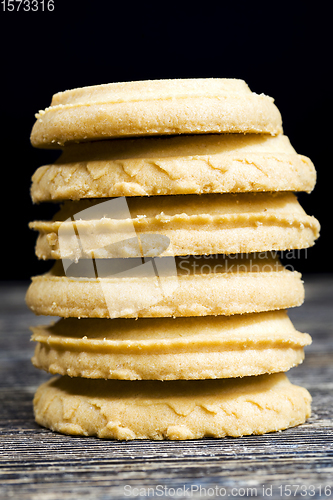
33, 372, 311, 440
26, 253, 304, 318
31, 134, 316, 202
30, 79, 282, 148
31, 310, 311, 380
29, 192, 320, 260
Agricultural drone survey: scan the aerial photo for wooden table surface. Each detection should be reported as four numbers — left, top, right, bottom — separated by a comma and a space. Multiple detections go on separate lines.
1, 276, 332, 500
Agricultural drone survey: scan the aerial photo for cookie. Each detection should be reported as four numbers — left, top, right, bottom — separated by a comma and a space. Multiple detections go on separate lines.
33, 372, 311, 440
30, 134, 316, 202
29, 192, 320, 260
25, 253, 305, 318
30, 79, 282, 148
31, 310, 311, 381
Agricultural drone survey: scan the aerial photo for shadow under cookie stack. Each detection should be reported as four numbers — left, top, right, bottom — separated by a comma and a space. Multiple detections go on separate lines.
26, 79, 320, 440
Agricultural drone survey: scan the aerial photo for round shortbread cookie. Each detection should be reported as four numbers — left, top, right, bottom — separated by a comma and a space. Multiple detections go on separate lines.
29, 193, 320, 260
33, 372, 311, 440
25, 253, 304, 318
30, 79, 282, 148
31, 134, 316, 202
31, 310, 311, 381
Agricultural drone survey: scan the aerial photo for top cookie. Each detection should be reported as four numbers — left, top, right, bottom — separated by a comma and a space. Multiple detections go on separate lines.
30, 79, 283, 148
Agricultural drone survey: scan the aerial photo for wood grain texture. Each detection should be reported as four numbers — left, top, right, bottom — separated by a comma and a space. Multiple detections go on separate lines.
0, 276, 332, 500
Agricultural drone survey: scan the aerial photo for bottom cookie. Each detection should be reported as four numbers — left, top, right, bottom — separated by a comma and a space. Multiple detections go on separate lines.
33, 373, 311, 440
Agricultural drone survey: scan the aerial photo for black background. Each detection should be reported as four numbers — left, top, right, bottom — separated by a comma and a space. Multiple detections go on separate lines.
0, 1, 331, 280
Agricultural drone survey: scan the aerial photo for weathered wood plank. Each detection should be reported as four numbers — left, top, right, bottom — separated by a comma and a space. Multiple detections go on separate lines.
0, 276, 332, 500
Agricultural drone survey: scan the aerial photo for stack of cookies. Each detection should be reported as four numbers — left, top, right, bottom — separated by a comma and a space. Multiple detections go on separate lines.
26, 79, 320, 440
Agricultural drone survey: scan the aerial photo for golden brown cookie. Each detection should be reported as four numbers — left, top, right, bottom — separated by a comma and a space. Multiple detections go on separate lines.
29, 192, 320, 260
33, 373, 311, 440
31, 310, 311, 380
30, 134, 316, 202
25, 253, 304, 318
30, 79, 282, 148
